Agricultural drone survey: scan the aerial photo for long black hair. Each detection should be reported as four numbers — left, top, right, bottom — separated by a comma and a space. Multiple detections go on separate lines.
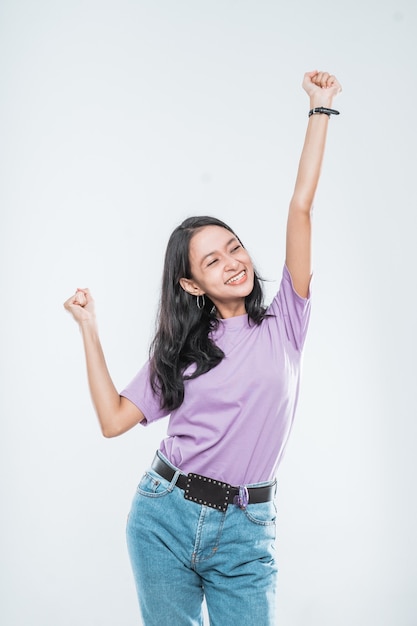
149, 216, 267, 411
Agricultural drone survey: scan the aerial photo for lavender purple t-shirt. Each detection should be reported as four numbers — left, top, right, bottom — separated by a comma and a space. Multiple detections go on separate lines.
121, 265, 311, 486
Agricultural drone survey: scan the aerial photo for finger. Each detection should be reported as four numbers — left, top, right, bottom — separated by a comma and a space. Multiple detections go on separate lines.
315, 72, 331, 88
64, 289, 91, 310
311, 71, 322, 86
74, 290, 87, 307
77, 288, 93, 304
329, 76, 342, 93
75, 287, 89, 300
63, 294, 83, 310
64, 294, 76, 309
325, 74, 338, 89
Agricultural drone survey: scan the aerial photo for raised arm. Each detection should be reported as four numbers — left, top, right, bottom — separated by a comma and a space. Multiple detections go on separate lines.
64, 289, 145, 437
286, 70, 342, 297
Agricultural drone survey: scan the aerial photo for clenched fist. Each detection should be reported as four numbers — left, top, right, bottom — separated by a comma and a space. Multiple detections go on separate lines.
303, 70, 342, 107
64, 288, 95, 325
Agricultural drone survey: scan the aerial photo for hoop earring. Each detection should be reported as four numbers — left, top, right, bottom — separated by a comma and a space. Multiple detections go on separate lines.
196, 294, 205, 310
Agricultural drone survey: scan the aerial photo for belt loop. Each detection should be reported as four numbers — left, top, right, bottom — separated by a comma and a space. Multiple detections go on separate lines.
168, 469, 182, 492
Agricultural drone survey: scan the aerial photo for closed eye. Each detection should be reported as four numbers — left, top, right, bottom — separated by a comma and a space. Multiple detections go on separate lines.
207, 258, 218, 267
231, 245, 241, 252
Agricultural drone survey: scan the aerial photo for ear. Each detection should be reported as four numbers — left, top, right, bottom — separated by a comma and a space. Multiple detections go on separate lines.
179, 277, 204, 296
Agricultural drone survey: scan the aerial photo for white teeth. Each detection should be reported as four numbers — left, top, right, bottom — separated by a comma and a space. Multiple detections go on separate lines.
226, 270, 245, 284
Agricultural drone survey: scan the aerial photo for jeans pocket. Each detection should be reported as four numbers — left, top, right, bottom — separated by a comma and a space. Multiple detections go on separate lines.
137, 470, 172, 498
243, 501, 277, 526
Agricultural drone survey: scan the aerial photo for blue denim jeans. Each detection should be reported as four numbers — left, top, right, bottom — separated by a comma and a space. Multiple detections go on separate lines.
126, 452, 278, 625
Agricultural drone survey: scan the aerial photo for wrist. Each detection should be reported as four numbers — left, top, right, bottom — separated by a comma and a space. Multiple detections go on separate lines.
309, 95, 334, 109
79, 316, 98, 335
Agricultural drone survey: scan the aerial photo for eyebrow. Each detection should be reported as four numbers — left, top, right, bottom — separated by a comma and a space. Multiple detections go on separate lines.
201, 237, 238, 263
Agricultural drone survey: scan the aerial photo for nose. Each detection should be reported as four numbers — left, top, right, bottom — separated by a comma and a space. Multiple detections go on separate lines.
224, 254, 239, 271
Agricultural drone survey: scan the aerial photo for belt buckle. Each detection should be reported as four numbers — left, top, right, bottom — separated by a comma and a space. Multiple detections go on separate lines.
184, 473, 232, 512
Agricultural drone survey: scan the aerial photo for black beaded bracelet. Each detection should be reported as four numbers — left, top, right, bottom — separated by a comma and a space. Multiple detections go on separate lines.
308, 107, 340, 117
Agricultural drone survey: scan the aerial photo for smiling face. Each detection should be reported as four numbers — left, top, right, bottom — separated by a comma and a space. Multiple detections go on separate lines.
179, 225, 254, 318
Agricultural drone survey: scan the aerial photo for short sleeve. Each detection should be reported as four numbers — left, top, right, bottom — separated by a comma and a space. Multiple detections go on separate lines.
120, 361, 169, 425
267, 265, 312, 351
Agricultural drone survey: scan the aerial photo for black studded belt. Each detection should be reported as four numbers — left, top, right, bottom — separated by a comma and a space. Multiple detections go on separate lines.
151, 453, 276, 512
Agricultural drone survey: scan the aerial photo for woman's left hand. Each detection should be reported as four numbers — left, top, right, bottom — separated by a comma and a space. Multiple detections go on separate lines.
302, 70, 342, 106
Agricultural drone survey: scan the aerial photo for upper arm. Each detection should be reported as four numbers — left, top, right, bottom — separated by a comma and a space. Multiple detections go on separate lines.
102, 396, 146, 438
285, 203, 312, 298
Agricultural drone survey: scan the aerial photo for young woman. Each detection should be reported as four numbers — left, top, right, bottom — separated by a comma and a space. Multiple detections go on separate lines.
64, 70, 341, 626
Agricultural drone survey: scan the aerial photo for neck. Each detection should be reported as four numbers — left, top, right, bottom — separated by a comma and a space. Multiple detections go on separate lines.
215, 301, 247, 319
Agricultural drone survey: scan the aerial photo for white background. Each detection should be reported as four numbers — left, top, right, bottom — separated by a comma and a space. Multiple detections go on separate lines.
1, 1, 416, 624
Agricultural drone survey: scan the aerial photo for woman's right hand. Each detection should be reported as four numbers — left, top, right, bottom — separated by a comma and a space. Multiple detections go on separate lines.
63, 288, 96, 325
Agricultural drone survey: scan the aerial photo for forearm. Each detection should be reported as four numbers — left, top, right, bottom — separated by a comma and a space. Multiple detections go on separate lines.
291, 97, 334, 212
79, 319, 123, 435
64, 288, 144, 437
